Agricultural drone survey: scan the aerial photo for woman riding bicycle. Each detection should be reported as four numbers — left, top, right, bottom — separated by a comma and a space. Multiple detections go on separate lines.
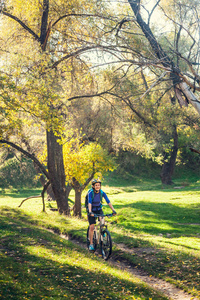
88, 179, 116, 251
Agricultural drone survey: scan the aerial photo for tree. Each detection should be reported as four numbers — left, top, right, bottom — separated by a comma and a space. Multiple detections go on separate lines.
104, 58, 200, 184
125, 0, 200, 113
66, 97, 116, 153
63, 134, 116, 217
0, 0, 117, 214
86, 0, 200, 183
119, 0, 200, 181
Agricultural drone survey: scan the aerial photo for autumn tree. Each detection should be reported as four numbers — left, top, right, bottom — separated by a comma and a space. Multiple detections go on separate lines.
0, 0, 119, 214
63, 133, 116, 217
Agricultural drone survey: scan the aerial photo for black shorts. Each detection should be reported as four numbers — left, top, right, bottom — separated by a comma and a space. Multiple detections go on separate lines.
88, 207, 103, 225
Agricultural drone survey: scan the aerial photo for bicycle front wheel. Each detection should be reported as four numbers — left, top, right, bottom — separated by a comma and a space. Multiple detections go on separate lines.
100, 229, 112, 260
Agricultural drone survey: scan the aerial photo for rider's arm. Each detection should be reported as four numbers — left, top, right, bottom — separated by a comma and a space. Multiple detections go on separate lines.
88, 191, 94, 215
103, 192, 116, 214
88, 203, 92, 214
102, 191, 110, 204
108, 202, 116, 213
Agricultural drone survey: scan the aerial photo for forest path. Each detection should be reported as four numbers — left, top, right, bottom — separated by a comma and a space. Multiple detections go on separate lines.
57, 231, 198, 300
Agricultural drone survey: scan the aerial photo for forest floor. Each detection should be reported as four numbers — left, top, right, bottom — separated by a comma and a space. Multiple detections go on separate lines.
57, 231, 198, 300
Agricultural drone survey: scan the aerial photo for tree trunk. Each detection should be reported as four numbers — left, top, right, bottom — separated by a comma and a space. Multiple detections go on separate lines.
160, 126, 178, 185
73, 188, 82, 217
71, 173, 95, 217
47, 129, 71, 214
71, 177, 83, 217
39, 173, 55, 201
46, 185, 56, 201
179, 82, 200, 115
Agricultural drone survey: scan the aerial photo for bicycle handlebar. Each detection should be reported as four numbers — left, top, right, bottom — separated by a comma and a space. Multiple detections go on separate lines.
88, 213, 115, 218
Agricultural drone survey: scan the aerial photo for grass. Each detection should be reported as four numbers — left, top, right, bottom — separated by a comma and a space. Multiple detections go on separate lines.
0, 208, 167, 300
0, 176, 200, 299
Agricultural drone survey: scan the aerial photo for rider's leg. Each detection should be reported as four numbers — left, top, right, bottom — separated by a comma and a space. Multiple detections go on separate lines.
89, 223, 95, 245
99, 216, 105, 225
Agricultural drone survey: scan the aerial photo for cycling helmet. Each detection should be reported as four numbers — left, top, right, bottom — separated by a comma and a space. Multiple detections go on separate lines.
92, 179, 101, 186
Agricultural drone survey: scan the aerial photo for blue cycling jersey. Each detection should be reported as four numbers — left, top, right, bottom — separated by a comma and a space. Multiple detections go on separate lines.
88, 189, 110, 207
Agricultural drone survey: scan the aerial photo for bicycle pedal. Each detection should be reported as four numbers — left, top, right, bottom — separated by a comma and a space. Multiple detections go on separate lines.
89, 250, 95, 253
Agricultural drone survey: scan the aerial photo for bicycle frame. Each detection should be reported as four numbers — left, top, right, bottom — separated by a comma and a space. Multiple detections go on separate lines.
93, 216, 107, 245
87, 213, 113, 260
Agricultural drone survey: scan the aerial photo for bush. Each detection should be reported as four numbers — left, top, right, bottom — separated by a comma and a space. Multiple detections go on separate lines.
0, 156, 40, 188
115, 149, 160, 179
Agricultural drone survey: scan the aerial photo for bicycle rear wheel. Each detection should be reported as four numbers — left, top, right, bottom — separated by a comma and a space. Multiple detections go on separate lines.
87, 226, 97, 251
100, 229, 112, 260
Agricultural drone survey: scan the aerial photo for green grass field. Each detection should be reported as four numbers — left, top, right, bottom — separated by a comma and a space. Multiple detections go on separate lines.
0, 177, 200, 299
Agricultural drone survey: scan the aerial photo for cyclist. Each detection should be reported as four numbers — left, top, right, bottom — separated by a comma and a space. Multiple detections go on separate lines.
88, 179, 116, 251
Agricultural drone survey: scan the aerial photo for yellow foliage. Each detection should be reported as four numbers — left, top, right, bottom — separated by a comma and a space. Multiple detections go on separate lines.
63, 135, 116, 185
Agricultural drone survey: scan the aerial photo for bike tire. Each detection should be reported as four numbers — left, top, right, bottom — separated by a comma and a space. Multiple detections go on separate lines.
87, 226, 97, 251
100, 229, 112, 260
86, 226, 90, 249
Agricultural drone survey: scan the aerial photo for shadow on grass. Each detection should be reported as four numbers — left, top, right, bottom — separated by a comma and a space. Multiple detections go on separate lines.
63, 218, 200, 296
0, 208, 168, 300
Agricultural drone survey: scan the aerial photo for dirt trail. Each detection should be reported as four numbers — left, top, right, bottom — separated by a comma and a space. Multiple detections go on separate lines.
111, 258, 194, 300
109, 244, 196, 300
66, 236, 198, 300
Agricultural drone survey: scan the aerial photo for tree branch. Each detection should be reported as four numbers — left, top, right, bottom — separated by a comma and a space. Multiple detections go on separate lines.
83, 163, 96, 189
0, 10, 40, 41
0, 139, 49, 179
51, 45, 106, 68
159, 5, 196, 61
190, 148, 200, 155
18, 195, 41, 208
139, 71, 167, 99
147, 0, 161, 26
176, 25, 182, 67
52, 13, 115, 28
18, 180, 50, 212
128, 0, 173, 69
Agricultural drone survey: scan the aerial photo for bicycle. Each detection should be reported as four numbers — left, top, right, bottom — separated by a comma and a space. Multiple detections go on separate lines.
87, 213, 114, 260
